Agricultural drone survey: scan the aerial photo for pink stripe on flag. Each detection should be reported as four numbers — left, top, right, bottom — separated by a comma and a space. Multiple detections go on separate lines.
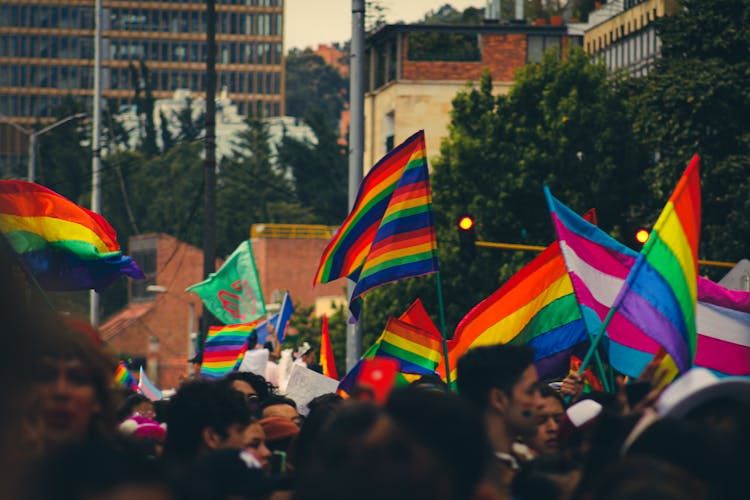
694, 334, 750, 375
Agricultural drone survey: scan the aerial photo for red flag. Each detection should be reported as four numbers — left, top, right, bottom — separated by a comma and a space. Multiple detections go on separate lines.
320, 315, 338, 380
399, 298, 442, 339
569, 355, 604, 392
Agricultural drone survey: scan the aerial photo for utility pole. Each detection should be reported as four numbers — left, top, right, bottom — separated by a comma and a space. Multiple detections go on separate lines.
90, 0, 103, 326
346, 0, 365, 370
201, 0, 218, 356
0, 114, 84, 182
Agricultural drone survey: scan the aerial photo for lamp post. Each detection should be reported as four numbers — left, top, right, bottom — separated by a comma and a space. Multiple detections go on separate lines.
147, 285, 197, 376
0, 113, 86, 182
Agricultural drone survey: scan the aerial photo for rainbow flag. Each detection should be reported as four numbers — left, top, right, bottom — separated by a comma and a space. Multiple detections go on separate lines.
609, 156, 700, 372
114, 361, 137, 390
200, 321, 258, 379
0, 180, 144, 291
320, 315, 338, 380
376, 317, 443, 375
314, 131, 438, 318
440, 243, 588, 382
546, 171, 742, 378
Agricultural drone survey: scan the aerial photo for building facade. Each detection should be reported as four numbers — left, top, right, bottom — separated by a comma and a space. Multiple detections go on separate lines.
583, 0, 680, 76
0, 0, 284, 172
363, 22, 581, 168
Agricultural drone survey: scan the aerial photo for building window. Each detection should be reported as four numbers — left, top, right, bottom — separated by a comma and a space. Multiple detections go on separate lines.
130, 237, 157, 302
407, 32, 480, 62
527, 35, 561, 63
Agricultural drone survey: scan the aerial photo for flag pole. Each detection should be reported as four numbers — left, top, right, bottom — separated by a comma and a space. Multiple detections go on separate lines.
434, 271, 452, 387
577, 253, 647, 377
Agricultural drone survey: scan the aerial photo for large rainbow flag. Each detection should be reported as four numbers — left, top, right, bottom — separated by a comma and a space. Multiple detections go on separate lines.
200, 321, 258, 379
0, 180, 143, 291
440, 242, 588, 382
607, 156, 700, 373
314, 131, 438, 318
547, 186, 748, 377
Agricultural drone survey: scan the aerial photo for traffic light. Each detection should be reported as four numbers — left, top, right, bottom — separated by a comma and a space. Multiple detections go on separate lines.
635, 227, 650, 246
457, 215, 476, 257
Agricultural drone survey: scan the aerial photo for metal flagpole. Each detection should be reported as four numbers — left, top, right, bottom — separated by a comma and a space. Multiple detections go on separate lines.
346, 0, 365, 371
90, 0, 103, 326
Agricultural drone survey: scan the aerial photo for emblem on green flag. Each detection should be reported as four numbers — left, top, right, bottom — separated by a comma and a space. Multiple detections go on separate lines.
186, 240, 266, 324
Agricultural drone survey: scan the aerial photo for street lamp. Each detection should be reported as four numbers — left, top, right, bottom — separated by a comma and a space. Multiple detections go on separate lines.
0, 113, 86, 182
147, 285, 197, 375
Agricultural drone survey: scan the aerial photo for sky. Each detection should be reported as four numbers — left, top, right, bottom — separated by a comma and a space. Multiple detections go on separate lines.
284, 0, 487, 50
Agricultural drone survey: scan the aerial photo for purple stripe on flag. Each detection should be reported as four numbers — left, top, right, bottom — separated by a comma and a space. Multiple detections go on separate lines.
617, 282, 691, 371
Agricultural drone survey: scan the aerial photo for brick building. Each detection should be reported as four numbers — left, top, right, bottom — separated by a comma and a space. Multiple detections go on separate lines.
100, 233, 208, 389
100, 226, 346, 389
250, 223, 347, 313
363, 22, 581, 168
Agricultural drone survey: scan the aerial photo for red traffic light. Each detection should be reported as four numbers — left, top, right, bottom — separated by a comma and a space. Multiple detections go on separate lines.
458, 216, 475, 231
635, 228, 650, 244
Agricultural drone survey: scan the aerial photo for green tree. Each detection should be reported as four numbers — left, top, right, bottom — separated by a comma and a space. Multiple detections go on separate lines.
362, 49, 649, 340
289, 302, 348, 378
278, 109, 348, 224
633, 0, 750, 265
36, 96, 89, 205
216, 117, 314, 256
128, 61, 158, 157
285, 49, 348, 129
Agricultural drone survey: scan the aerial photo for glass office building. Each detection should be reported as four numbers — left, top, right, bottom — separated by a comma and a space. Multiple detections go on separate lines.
0, 0, 284, 171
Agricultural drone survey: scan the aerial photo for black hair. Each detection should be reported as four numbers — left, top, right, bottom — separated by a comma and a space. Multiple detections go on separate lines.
261, 394, 298, 411
26, 439, 171, 500
116, 393, 152, 421
293, 393, 344, 472
457, 344, 535, 411
386, 387, 493, 500
223, 371, 276, 402
409, 373, 451, 392
162, 379, 252, 463
537, 382, 565, 408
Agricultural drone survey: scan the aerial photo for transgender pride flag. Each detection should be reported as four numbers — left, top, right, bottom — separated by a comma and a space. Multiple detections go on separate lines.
546, 188, 750, 378
138, 366, 163, 401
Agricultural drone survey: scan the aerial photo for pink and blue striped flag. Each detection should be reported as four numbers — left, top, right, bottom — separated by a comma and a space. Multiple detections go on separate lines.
546, 162, 748, 378
138, 366, 163, 401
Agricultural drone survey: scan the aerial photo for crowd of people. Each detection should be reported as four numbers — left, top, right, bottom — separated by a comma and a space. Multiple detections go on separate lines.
2, 244, 749, 500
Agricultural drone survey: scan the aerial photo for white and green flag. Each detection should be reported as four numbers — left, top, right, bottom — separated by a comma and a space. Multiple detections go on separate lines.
187, 240, 266, 324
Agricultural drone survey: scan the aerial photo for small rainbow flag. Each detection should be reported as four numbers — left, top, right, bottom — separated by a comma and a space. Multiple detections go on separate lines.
320, 315, 338, 380
200, 321, 258, 379
0, 180, 144, 291
376, 317, 443, 375
114, 361, 137, 390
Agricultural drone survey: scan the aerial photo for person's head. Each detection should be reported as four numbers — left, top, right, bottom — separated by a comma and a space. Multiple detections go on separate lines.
409, 374, 451, 393
31, 318, 117, 450
261, 395, 302, 425
244, 420, 272, 469
27, 439, 173, 500
183, 448, 277, 500
457, 344, 539, 437
223, 372, 276, 417
162, 379, 253, 463
527, 384, 565, 455
117, 393, 155, 421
